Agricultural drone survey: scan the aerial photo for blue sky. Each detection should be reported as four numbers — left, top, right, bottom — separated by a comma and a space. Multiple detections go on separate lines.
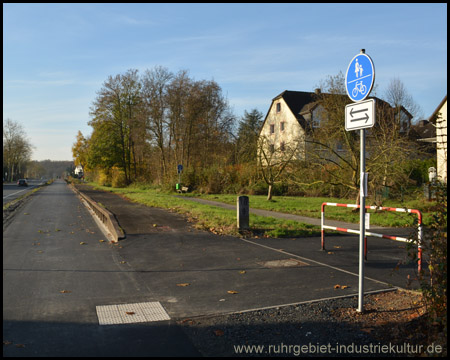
3, 3, 447, 161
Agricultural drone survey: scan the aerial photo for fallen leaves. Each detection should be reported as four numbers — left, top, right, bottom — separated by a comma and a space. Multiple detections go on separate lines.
334, 285, 349, 290
1, 339, 25, 348
125, 311, 135, 315
361, 327, 374, 333
227, 290, 239, 294
60, 290, 71, 294
177, 283, 190, 287
79, 242, 87, 245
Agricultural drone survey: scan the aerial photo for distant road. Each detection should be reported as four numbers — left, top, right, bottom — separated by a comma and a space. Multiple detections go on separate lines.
2, 179, 47, 205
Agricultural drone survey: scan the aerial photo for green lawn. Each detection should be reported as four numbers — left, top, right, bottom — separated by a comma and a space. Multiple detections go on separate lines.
80, 181, 437, 238
183, 192, 437, 228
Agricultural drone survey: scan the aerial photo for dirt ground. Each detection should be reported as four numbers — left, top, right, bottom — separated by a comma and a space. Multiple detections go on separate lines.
332, 289, 446, 356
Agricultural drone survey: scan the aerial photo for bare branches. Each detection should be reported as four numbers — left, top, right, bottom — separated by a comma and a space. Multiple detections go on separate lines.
3, 118, 34, 181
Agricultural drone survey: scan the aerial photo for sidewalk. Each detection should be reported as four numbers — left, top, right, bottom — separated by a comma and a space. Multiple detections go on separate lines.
174, 195, 414, 236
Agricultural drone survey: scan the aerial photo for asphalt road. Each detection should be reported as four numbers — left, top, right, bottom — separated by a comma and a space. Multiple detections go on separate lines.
3, 180, 200, 356
3, 180, 47, 206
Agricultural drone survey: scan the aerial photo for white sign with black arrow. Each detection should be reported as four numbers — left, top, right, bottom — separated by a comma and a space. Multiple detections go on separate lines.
345, 98, 375, 131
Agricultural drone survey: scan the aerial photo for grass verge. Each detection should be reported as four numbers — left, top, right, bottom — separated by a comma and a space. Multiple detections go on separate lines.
181, 193, 438, 227
79, 181, 438, 237
82, 182, 322, 238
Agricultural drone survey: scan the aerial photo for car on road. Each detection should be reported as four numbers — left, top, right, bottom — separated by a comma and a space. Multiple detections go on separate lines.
17, 179, 28, 186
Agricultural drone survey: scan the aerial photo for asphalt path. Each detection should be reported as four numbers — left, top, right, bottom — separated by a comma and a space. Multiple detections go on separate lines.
3, 180, 47, 206
3, 180, 200, 356
72, 185, 419, 317
3, 181, 421, 356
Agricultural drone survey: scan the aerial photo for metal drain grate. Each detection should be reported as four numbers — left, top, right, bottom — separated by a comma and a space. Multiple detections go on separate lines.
96, 301, 170, 325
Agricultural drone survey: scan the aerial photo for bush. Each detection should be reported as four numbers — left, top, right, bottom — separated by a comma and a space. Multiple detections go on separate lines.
404, 158, 437, 185
407, 181, 447, 340
111, 167, 127, 188
96, 169, 111, 187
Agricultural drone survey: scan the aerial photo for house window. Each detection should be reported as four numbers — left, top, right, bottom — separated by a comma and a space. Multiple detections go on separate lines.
276, 103, 281, 113
270, 124, 275, 134
336, 141, 344, 151
280, 122, 285, 132
269, 144, 275, 154
312, 115, 320, 128
280, 142, 285, 152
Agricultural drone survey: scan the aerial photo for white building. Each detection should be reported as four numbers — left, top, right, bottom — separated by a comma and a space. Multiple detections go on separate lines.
74, 164, 84, 177
431, 95, 447, 183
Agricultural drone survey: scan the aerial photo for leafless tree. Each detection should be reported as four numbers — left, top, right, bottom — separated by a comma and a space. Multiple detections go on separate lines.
3, 118, 33, 181
257, 135, 301, 200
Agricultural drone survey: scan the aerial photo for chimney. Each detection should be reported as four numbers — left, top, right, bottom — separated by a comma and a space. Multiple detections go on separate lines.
315, 88, 321, 95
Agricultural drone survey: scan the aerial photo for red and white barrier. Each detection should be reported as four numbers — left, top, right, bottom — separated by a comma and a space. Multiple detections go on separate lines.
321, 202, 423, 272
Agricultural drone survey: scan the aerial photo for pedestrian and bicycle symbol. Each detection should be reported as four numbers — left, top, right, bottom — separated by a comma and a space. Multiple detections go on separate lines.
345, 53, 375, 102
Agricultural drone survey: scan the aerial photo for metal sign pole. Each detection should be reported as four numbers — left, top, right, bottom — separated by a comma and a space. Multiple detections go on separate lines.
345, 49, 375, 314
358, 128, 366, 313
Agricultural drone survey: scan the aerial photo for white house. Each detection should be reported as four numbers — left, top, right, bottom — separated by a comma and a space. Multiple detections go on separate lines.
74, 164, 84, 177
258, 90, 322, 162
431, 95, 447, 183
258, 89, 413, 163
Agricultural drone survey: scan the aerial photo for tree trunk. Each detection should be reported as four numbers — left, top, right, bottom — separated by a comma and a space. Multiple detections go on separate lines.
267, 184, 273, 201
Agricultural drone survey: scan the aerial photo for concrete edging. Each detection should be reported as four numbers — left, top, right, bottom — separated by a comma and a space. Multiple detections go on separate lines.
68, 183, 124, 242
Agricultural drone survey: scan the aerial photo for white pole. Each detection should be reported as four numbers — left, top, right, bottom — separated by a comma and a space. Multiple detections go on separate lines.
358, 128, 366, 313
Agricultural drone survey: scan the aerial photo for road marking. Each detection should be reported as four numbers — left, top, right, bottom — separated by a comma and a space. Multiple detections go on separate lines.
240, 238, 393, 287
3, 186, 35, 199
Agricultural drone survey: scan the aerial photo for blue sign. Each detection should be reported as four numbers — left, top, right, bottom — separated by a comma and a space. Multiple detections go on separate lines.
345, 53, 375, 102
177, 164, 183, 173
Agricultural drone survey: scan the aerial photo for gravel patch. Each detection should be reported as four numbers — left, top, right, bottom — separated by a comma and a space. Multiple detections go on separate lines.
178, 290, 439, 357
